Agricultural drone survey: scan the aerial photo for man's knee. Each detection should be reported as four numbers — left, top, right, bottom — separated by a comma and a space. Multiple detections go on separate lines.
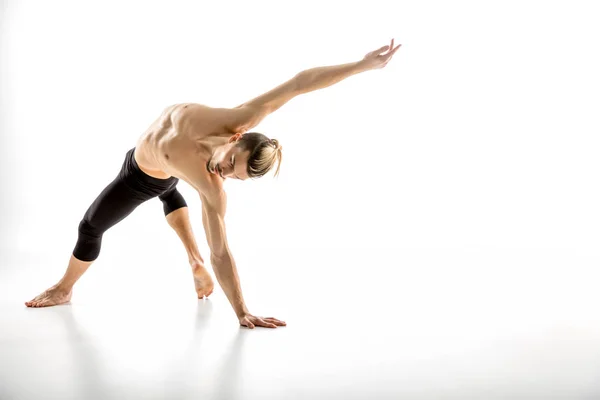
74, 219, 102, 262
78, 219, 99, 237
159, 188, 188, 216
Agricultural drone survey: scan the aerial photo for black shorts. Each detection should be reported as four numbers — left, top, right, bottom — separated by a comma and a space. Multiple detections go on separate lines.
72, 147, 188, 262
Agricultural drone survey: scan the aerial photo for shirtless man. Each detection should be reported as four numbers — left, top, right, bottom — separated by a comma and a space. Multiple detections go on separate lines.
25, 39, 402, 328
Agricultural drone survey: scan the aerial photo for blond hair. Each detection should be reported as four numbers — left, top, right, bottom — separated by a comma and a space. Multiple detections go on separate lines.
236, 132, 283, 179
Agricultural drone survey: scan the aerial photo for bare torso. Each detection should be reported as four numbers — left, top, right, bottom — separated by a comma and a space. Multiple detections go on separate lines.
133, 103, 235, 192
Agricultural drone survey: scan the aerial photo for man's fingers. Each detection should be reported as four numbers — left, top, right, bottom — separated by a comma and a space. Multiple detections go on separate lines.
263, 317, 285, 322
242, 318, 255, 329
241, 315, 286, 329
264, 318, 286, 326
256, 318, 277, 328
374, 45, 389, 55
381, 44, 402, 65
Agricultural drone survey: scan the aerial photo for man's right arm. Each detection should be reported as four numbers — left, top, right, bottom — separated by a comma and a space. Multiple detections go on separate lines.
197, 188, 286, 329
199, 189, 249, 319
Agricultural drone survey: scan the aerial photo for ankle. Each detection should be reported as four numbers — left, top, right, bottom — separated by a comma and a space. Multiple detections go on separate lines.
55, 280, 74, 293
189, 257, 204, 266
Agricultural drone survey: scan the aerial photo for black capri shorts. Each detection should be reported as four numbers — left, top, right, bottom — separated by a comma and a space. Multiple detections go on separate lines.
73, 147, 187, 262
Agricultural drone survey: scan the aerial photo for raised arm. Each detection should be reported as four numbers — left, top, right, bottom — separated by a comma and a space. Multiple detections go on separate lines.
295, 39, 401, 93
200, 189, 286, 329
222, 74, 302, 133
222, 39, 402, 133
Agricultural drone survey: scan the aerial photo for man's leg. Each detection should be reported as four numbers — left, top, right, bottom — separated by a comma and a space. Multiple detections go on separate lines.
159, 187, 214, 299
26, 162, 152, 307
25, 254, 93, 307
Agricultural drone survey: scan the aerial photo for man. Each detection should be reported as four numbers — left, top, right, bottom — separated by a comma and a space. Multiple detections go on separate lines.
25, 39, 402, 328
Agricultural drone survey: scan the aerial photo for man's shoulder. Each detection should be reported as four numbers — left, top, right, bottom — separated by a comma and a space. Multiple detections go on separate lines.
175, 165, 224, 197
179, 103, 264, 135
197, 180, 227, 211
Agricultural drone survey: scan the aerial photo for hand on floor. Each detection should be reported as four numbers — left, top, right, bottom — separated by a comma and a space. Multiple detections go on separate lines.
239, 313, 286, 329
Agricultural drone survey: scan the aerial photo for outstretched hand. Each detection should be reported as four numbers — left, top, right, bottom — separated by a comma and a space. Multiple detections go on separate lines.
362, 38, 402, 70
239, 313, 287, 329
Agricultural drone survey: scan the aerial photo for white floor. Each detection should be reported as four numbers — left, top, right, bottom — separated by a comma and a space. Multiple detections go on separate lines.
1, 247, 600, 399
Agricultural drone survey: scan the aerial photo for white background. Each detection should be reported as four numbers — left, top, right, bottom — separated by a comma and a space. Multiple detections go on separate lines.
1, 1, 600, 399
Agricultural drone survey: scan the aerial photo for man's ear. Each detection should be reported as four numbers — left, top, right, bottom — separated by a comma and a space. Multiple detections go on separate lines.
228, 133, 243, 143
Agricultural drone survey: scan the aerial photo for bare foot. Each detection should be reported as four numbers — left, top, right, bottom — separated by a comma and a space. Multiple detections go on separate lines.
191, 260, 214, 299
25, 285, 72, 308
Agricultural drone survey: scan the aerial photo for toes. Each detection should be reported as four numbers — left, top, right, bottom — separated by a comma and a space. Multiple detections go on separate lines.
197, 288, 214, 299
33, 299, 46, 307
26, 289, 65, 308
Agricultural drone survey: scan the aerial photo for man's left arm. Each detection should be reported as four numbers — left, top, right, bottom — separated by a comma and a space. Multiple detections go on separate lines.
222, 39, 402, 133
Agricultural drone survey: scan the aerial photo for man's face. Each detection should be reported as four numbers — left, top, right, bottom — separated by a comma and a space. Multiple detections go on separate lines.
207, 144, 251, 181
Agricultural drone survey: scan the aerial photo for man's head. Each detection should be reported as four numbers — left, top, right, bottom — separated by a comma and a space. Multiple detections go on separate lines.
206, 132, 282, 181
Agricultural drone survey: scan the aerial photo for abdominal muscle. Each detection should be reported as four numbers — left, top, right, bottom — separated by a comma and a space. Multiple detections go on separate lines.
134, 134, 191, 180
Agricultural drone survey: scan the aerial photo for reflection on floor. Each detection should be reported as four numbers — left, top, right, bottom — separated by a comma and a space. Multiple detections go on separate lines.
2, 247, 600, 399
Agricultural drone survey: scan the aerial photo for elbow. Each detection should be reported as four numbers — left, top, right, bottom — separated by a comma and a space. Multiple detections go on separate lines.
294, 71, 310, 94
